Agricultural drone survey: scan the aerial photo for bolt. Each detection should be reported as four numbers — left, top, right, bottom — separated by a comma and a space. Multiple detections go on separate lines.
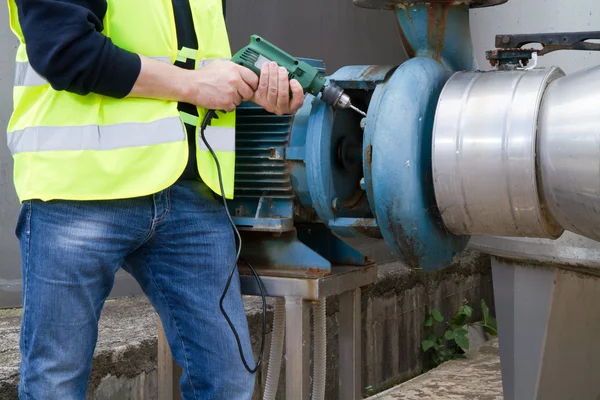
331, 197, 339, 211
360, 177, 366, 190
360, 118, 367, 130
502, 35, 510, 44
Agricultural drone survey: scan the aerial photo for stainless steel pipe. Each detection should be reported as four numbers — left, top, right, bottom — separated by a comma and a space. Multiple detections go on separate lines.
432, 64, 600, 243
538, 65, 600, 242
432, 68, 565, 239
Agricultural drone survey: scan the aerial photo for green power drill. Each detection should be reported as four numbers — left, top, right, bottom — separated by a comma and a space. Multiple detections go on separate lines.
231, 34, 367, 117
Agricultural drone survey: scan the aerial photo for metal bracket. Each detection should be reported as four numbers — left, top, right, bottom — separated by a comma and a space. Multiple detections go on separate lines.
486, 30, 600, 69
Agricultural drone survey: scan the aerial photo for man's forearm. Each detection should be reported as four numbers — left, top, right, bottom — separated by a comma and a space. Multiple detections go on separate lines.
127, 56, 192, 103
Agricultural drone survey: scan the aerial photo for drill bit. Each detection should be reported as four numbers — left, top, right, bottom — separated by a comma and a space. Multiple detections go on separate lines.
349, 104, 367, 117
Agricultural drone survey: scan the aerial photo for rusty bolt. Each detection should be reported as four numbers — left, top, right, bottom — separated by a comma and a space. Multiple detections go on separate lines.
331, 197, 339, 211
360, 118, 367, 130
502, 35, 510, 44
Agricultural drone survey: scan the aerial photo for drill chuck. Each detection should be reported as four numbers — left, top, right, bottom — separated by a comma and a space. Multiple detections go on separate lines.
321, 83, 345, 108
321, 83, 367, 117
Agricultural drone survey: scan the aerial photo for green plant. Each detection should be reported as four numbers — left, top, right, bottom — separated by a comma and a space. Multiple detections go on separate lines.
421, 299, 497, 371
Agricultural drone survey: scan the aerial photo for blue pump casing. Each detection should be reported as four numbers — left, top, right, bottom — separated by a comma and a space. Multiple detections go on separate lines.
226, 3, 476, 274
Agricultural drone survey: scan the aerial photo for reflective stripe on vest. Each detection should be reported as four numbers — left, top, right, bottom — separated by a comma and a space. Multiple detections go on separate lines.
200, 126, 235, 152
15, 56, 227, 87
7, 117, 184, 154
14, 56, 173, 87
179, 111, 234, 152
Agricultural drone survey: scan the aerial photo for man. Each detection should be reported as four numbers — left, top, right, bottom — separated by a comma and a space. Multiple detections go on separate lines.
5, 0, 304, 399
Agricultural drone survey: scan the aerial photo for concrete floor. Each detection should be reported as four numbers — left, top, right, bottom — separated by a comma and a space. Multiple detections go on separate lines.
366, 338, 503, 400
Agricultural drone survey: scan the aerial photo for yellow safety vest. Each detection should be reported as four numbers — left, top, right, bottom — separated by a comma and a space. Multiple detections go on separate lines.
6, 0, 236, 202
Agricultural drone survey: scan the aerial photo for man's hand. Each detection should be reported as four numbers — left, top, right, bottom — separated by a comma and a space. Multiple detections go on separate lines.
184, 60, 259, 112
252, 62, 305, 116
128, 56, 304, 115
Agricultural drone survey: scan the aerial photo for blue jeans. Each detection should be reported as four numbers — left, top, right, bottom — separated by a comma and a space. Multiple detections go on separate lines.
15, 180, 256, 399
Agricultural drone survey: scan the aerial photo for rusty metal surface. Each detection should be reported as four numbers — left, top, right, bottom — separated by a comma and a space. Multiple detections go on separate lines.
353, 0, 508, 10
494, 31, 600, 56
362, 57, 470, 271
394, 1, 476, 72
239, 264, 377, 300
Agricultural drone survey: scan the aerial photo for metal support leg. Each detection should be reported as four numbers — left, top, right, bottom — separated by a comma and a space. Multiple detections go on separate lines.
338, 288, 362, 400
155, 265, 376, 398
157, 317, 182, 400
285, 296, 311, 400
493, 257, 600, 400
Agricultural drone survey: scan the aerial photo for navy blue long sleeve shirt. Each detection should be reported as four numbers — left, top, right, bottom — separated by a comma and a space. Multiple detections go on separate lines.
15, 0, 141, 98
14, 0, 222, 180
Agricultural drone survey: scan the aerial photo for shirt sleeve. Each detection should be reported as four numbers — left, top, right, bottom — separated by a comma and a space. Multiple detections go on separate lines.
15, 0, 141, 98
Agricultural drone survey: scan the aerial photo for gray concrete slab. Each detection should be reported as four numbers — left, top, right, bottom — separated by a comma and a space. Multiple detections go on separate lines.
0, 295, 159, 399
365, 338, 502, 400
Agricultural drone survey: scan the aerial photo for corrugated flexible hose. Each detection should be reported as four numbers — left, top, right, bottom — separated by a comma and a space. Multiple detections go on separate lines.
263, 298, 286, 400
312, 298, 327, 400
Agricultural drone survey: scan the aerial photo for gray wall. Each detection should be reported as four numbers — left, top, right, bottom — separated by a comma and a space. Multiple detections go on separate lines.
0, 0, 404, 308
470, 0, 600, 73
225, 0, 405, 72
0, 6, 21, 307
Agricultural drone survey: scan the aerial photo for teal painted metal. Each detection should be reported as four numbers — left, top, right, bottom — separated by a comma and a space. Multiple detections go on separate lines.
363, 57, 470, 270
395, 3, 476, 72
298, 66, 392, 239
229, 61, 387, 272
356, 1, 474, 270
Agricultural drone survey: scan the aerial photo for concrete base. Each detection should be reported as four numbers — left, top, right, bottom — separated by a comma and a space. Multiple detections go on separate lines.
364, 338, 502, 400
0, 250, 493, 400
492, 258, 600, 400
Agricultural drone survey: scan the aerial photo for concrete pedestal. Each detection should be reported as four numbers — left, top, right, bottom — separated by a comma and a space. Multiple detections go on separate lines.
471, 233, 600, 400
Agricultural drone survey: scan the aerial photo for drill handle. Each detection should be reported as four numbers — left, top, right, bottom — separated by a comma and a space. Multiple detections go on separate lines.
231, 35, 325, 96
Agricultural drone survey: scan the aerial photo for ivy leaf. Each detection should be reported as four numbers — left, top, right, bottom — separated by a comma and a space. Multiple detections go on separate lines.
455, 334, 470, 350
444, 330, 455, 341
454, 327, 469, 336
462, 305, 473, 318
481, 299, 498, 336
481, 299, 490, 318
422, 340, 435, 352
450, 313, 467, 327
432, 309, 444, 322
424, 315, 433, 327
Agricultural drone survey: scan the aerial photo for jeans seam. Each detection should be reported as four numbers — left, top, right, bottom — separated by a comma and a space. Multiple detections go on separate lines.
20, 201, 32, 398
145, 261, 200, 399
140, 190, 171, 246
154, 188, 172, 224
139, 224, 156, 247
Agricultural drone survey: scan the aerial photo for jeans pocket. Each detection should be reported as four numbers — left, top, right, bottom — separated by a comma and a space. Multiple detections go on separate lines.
15, 200, 32, 239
